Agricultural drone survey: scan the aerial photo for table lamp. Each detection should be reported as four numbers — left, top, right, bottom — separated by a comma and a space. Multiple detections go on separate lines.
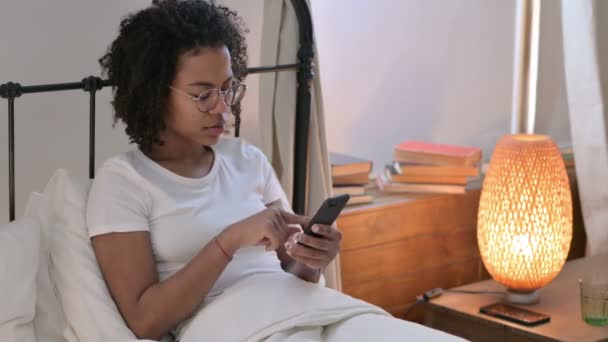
477, 134, 572, 304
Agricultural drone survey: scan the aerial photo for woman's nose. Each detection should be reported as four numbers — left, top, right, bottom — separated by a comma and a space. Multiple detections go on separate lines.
209, 93, 229, 115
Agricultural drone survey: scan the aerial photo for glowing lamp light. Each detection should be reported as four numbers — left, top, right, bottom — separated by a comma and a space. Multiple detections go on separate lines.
477, 134, 573, 304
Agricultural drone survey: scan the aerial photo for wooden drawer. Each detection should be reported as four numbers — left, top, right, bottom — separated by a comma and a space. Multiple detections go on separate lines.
340, 225, 479, 286
337, 189, 486, 321
338, 191, 481, 251
343, 257, 485, 318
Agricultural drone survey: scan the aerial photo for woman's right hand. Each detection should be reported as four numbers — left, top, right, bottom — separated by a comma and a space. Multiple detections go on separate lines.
220, 207, 310, 253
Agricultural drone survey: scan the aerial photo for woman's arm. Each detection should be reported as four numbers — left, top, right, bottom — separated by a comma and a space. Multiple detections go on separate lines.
92, 229, 237, 340
92, 206, 305, 340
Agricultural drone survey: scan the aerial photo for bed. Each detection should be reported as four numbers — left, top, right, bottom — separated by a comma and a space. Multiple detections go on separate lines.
0, 1, 465, 341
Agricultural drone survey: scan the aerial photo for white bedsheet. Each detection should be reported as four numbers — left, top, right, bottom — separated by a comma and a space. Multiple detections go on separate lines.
178, 272, 465, 342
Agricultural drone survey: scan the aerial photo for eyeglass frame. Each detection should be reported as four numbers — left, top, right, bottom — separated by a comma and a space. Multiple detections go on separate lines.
168, 83, 247, 113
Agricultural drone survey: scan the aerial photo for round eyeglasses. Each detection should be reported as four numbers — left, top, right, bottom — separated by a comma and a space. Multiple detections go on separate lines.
169, 83, 247, 113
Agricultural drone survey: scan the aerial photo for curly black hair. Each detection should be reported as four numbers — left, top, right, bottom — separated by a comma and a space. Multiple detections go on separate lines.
99, 0, 248, 151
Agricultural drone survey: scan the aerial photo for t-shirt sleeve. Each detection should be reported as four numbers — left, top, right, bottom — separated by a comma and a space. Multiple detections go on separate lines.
259, 151, 291, 211
86, 162, 150, 237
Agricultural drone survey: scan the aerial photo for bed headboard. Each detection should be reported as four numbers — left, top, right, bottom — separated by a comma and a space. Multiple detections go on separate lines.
0, 0, 314, 222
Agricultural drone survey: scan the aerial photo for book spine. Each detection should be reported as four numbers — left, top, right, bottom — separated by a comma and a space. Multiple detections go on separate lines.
394, 150, 478, 167
391, 174, 469, 185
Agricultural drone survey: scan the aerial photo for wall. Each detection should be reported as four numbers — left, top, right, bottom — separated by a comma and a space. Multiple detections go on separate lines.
311, 0, 573, 173
310, 0, 515, 172
0, 0, 264, 223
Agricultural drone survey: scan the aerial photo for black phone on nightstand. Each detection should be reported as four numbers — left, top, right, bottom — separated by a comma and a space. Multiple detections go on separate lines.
480, 302, 550, 327
301, 194, 350, 238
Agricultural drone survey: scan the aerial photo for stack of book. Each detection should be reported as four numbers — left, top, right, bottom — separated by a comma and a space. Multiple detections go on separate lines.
330, 152, 374, 206
377, 141, 482, 194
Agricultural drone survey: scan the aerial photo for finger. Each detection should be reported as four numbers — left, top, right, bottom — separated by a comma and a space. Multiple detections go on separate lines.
275, 210, 292, 237
283, 228, 303, 250
271, 218, 289, 243
271, 208, 292, 243
286, 224, 303, 236
257, 237, 270, 246
287, 242, 326, 261
265, 223, 282, 251
280, 210, 311, 226
266, 236, 280, 251
309, 224, 342, 241
297, 234, 332, 251
286, 252, 325, 270
283, 233, 299, 251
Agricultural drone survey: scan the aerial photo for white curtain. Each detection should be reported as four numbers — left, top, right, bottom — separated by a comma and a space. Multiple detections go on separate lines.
259, 0, 340, 290
561, 0, 608, 256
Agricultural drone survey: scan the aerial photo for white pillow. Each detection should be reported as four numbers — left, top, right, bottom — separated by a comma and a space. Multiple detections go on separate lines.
0, 217, 40, 342
24, 191, 69, 342
42, 169, 141, 342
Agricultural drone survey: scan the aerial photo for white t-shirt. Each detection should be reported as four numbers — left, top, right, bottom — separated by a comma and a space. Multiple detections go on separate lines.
86, 137, 289, 300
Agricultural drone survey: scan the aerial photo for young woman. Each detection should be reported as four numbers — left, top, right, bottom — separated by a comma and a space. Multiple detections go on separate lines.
87, 1, 340, 340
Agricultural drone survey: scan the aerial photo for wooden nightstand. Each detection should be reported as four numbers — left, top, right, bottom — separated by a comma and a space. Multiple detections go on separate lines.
336, 168, 585, 323
425, 254, 608, 342
337, 188, 487, 321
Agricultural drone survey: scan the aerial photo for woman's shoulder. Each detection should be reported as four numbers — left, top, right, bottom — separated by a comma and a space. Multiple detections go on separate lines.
94, 149, 143, 182
88, 149, 151, 205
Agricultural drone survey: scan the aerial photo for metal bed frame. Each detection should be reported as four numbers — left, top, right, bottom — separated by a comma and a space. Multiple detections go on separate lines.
1, 0, 314, 221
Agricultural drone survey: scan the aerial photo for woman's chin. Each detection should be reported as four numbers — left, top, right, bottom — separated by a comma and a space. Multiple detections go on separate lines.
199, 134, 221, 146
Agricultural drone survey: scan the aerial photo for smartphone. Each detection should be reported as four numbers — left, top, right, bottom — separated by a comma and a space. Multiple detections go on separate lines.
479, 302, 550, 327
301, 194, 350, 238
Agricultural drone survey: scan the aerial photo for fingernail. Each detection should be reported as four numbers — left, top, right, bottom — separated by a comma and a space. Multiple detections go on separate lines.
284, 241, 292, 250
294, 232, 302, 241
312, 225, 320, 233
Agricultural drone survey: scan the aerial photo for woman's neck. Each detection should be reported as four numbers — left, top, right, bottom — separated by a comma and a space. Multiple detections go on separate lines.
143, 135, 216, 179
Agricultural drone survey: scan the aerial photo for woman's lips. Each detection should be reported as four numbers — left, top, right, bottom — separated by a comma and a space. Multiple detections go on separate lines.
206, 124, 225, 136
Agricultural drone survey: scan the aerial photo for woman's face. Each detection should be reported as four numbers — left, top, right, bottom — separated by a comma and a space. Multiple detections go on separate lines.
165, 45, 233, 147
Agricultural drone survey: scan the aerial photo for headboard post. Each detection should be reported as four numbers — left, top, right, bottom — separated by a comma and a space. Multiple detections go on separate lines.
291, 0, 314, 215
0, 82, 23, 222
81, 76, 105, 179
234, 113, 241, 138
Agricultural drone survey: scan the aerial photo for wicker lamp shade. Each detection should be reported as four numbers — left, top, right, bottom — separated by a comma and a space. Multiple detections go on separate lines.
478, 134, 572, 303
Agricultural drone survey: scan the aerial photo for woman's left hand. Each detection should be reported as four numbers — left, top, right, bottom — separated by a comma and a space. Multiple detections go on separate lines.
284, 224, 342, 270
